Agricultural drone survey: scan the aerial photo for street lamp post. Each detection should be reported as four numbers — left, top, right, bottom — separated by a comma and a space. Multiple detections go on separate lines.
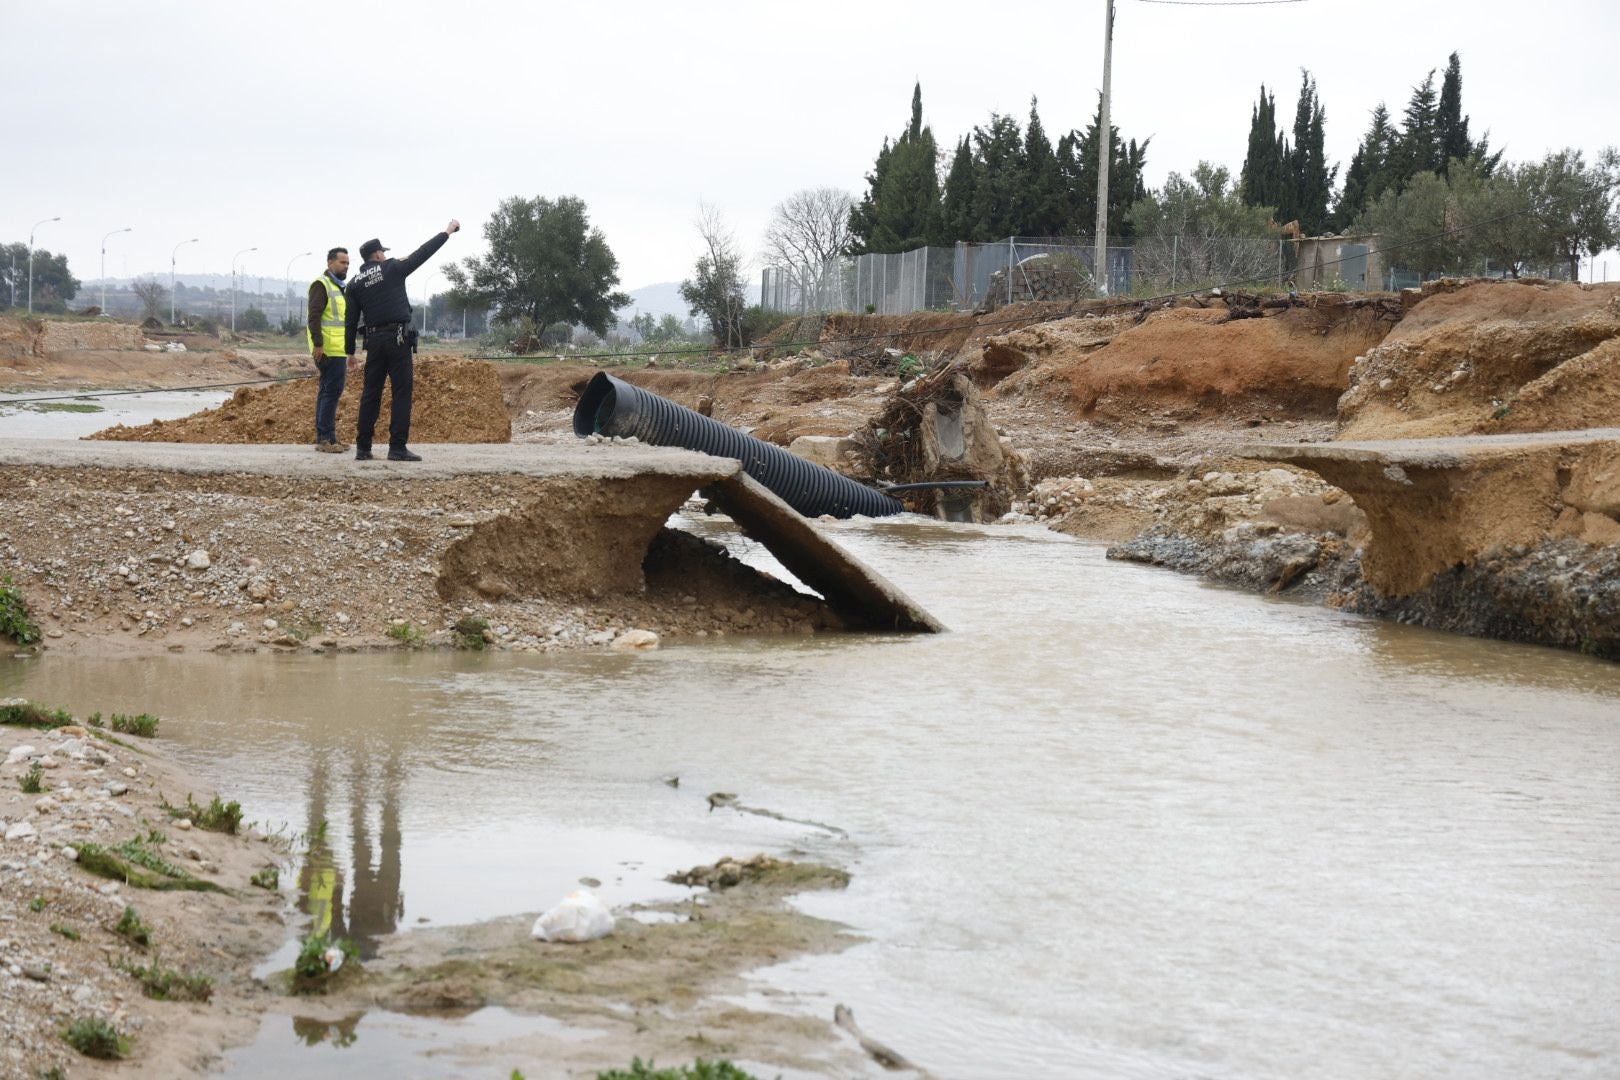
27, 216, 61, 315
284, 251, 312, 329
230, 247, 257, 333
100, 227, 133, 315
170, 238, 199, 325
420, 269, 437, 333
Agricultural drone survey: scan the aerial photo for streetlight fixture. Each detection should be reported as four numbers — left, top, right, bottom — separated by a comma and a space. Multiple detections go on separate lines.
101, 227, 133, 315
230, 246, 257, 333
284, 251, 312, 328
170, 238, 200, 325
27, 216, 61, 315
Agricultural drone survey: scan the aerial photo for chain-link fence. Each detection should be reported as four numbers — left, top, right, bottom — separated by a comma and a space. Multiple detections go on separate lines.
761, 235, 1289, 315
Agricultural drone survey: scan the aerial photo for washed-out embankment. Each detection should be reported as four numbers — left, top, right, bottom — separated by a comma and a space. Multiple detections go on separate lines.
10, 281, 1620, 659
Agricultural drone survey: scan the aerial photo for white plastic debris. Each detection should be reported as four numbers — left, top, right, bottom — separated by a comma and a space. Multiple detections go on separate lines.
321, 948, 346, 973
530, 889, 615, 943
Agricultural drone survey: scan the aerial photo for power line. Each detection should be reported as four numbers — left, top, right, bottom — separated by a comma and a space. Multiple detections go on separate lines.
0, 206, 1544, 408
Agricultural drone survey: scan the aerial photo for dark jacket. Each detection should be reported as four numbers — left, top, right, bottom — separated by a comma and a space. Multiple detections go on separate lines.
343, 232, 448, 354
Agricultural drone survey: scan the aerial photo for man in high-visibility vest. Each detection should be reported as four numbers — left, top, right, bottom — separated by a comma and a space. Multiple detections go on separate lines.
307, 246, 352, 453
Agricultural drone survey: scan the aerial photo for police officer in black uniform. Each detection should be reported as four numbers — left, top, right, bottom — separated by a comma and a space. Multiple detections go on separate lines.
343, 219, 459, 460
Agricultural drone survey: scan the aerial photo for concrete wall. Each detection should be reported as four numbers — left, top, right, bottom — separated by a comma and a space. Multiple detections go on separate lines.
1294, 235, 1384, 292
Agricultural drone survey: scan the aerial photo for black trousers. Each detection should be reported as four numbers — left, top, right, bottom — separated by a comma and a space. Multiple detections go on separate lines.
355, 333, 413, 450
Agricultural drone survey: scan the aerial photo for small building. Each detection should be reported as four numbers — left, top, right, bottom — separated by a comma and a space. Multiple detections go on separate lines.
1294, 233, 1384, 292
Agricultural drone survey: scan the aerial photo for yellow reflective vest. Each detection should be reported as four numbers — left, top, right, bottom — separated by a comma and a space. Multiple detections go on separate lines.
307, 273, 348, 355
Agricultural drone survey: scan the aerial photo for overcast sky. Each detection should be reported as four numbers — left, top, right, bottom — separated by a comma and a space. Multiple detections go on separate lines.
5, 0, 1618, 297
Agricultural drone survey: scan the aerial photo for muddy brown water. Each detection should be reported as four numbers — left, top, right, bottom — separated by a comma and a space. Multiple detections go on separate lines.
4, 517, 1619, 1079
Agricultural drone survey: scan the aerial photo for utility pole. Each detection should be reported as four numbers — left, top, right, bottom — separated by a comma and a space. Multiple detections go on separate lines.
284, 251, 311, 328
1094, 0, 1115, 298
231, 247, 257, 333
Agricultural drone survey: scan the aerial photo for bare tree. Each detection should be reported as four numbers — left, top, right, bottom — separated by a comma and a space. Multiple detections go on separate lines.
131, 278, 168, 322
680, 203, 749, 347
763, 187, 854, 310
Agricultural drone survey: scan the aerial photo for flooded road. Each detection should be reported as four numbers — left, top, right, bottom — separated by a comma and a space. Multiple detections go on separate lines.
4, 518, 1619, 1078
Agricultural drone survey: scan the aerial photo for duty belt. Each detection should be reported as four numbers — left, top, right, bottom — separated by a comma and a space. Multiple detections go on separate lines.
365, 321, 407, 335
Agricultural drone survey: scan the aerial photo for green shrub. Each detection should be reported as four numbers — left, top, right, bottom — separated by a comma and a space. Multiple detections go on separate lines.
108, 712, 160, 738
114, 905, 152, 946
250, 865, 280, 890
453, 616, 489, 650
50, 923, 80, 941
162, 793, 243, 834
0, 701, 73, 728
385, 621, 422, 646
61, 1016, 129, 1059
0, 575, 41, 645
290, 932, 358, 993
20, 763, 43, 793
119, 955, 213, 1002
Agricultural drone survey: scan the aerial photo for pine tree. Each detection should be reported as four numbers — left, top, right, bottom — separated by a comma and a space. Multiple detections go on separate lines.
940, 137, 980, 244
1062, 96, 1149, 239
1017, 97, 1068, 236
968, 113, 1025, 241
1335, 103, 1395, 224
1391, 71, 1441, 189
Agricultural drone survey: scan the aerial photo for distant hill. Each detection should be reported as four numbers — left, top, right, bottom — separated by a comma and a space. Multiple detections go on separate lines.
618, 281, 688, 322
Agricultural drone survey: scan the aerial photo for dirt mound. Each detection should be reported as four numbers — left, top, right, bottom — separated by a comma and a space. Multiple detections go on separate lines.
1486, 337, 1620, 434
993, 299, 1391, 425
819, 302, 1072, 373
1337, 280, 1620, 440
91, 356, 510, 444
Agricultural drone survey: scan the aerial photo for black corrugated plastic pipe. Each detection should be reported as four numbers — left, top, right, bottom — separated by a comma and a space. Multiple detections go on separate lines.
574, 372, 904, 519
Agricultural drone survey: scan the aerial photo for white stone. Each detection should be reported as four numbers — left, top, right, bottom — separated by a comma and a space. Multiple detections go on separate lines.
185, 549, 211, 570
107, 782, 128, 797
3, 746, 35, 767
611, 629, 660, 650
176, 819, 193, 831
4, 822, 37, 842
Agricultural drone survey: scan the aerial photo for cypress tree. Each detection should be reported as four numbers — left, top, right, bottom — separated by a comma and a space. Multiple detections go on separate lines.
848, 83, 943, 253
1435, 52, 1471, 172
1241, 85, 1290, 215
1288, 71, 1333, 233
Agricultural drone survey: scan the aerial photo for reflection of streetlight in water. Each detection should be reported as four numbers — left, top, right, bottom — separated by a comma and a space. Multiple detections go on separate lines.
297, 743, 405, 961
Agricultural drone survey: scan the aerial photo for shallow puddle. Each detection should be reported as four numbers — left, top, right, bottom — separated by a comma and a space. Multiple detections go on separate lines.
0, 390, 230, 438
5, 518, 1620, 1078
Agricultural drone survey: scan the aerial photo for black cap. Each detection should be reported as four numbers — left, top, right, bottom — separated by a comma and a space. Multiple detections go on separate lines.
359, 238, 389, 260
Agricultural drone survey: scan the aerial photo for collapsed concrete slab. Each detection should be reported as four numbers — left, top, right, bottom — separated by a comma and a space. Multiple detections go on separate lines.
1245, 428, 1620, 596
0, 439, 939, 652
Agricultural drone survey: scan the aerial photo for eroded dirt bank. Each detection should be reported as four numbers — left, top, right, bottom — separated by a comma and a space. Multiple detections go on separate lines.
0, 451, 840, 658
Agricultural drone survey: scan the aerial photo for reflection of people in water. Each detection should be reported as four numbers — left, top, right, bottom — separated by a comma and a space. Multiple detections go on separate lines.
296, 742, 404, 960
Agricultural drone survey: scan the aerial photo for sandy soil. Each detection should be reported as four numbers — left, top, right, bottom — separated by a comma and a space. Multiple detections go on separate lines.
0, 709, 289, 1079
1338, 279, 1620, 440
0, 457, 839, 660
90, 357, 510, 446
